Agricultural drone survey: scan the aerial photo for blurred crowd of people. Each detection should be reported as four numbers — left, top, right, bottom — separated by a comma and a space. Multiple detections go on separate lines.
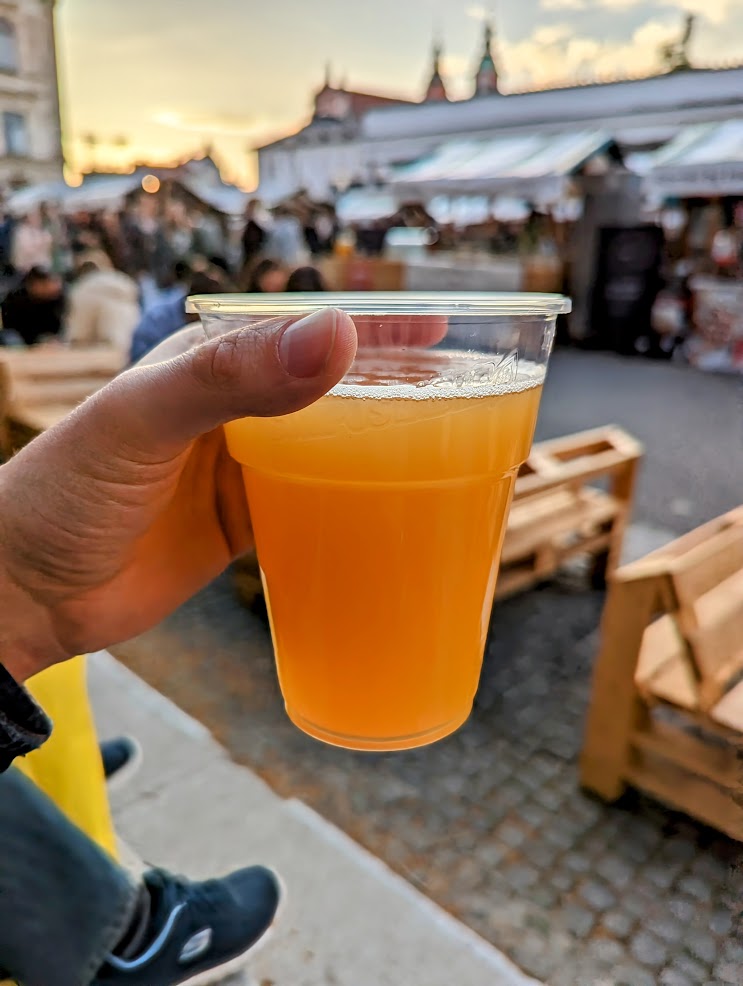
0, 191, 332, 364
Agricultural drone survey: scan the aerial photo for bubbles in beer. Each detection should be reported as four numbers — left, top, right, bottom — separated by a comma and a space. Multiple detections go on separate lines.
332, 349, 545, 400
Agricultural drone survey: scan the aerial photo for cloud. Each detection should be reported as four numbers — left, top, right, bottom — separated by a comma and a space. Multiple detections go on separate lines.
539, 0, 587, 9
532, 23, 573, 46
151, 110, 273, 138
539, 0, 733, 18
502, 16, 685, 90
660, 0, 733, 25
466, 5, 491, 21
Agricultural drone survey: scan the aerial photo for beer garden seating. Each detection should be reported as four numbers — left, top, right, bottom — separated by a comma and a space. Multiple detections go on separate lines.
581, 508, 743, 840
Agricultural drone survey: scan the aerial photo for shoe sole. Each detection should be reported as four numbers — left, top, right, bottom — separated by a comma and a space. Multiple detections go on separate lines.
178, 872, 287, 986
106, 737, 144, 794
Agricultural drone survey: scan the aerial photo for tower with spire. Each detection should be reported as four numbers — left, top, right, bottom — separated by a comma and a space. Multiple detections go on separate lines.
424, 41, 449, 102
473, 20, 499, 96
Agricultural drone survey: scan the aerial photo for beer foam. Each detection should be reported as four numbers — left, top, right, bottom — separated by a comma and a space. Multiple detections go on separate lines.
330, 353, 546, 400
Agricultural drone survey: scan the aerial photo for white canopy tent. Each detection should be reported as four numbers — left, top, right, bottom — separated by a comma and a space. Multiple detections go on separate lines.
391, 130, 616, 202
645, 120, 743, 198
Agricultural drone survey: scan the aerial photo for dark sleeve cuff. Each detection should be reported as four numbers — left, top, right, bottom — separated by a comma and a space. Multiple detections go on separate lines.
0, 662, 52, 772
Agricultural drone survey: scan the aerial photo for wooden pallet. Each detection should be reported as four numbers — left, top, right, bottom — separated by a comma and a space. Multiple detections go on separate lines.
580, 507, 743, 841
497, 426, 642, 597
0, 345, 123, 439
234, 425, 643, 609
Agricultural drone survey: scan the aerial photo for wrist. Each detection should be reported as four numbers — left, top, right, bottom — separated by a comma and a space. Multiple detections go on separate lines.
0, 566, 62, 685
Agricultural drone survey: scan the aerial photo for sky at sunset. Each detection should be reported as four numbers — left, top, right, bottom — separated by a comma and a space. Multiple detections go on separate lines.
56, 0, 743, 189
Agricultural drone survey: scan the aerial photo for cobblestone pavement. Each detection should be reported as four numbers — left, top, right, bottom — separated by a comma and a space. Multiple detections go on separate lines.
113, 569, 742, 986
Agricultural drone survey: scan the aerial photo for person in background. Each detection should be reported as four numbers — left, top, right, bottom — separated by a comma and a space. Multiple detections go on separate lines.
128, 264, 230, 364
96, 211, 134, 275
264, 205, 308, 267
243, 258, 287, 293
1, 267, 64, 346
0, 196, 16, 277
286, 265, 327, 292
40, 201, 71, 277
11, 208, 53, 275
64, 259, 141, 353
192, 206, 226, 269
240, 198, 267, 268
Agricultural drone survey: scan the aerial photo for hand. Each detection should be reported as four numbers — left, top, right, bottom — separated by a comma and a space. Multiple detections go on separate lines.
0, 309, 357, 681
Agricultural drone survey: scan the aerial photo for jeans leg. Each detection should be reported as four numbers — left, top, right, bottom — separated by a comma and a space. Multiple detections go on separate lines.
0, 768, 138, 986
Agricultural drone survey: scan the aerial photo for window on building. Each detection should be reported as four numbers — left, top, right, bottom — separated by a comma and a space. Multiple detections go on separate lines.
0, 19, 18, 74
4, 112, 28, 157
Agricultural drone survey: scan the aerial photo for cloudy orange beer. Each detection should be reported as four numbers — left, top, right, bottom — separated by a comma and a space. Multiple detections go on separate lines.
190, 294, 570, 751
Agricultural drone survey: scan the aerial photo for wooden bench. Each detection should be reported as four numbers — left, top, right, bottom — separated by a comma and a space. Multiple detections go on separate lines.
581, 508, 743, 841
0, 346, 124, 448
235, 425, 643, 609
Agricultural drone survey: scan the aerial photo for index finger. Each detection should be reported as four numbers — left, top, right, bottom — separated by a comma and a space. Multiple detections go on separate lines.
353, 315, 448, 349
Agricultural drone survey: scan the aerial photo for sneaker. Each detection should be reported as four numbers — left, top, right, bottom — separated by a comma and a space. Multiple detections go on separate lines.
100, 736, 143, 791
94, 866, 282, 986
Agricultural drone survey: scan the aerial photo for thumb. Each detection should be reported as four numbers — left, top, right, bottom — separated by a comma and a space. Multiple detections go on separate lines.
80, 308, 357, 459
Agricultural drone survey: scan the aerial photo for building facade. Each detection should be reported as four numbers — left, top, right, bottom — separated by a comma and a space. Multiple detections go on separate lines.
256, 19, 743, 205
0, 0, 63, 188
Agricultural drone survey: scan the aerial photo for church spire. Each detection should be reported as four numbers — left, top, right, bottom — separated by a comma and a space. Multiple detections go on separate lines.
424, 39, 449, 102
474, 20, 499, 96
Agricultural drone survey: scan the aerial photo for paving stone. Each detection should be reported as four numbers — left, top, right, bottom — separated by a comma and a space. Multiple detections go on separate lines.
668, 896, 698, 923
631, 931, 669, 969
708, 908, 734, 935
659, 969, 694, 986
677, 875, 713, 903
600, 910, 635, 940
670, 953, 710, 982
524, 884, 559, 910
562, 903, 595, 937
596, 854, 635, 888
498, 822, 528, 849
585, 938, 625, 966
579, 879, 616, 911
509, 941, 558, 982
611, 963, 659, 986
564, 851, 593, 874
550, 870, 575, 893
645, 914, 686, 946
722, 939, 743, 963
643, 861, 682, 890
503, 863, 540, 891
713, 960, 740, 985
519, 801, 549, 828
684, 929, 718, 966
525, 841, 558, 868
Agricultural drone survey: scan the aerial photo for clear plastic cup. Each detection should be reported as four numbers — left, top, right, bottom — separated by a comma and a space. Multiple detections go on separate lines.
188, 292, 571, 751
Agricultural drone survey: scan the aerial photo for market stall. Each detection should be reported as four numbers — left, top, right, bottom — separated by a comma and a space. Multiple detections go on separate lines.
645, 119, 743, 371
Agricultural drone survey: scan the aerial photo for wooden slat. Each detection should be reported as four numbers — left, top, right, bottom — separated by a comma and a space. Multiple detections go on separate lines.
635, 616, 699, 712
503, 488, 618, 563
626, 753, 743, 842
621, 511, 743, 578
9, 403, 84, 432
0, 346, 123, 378
688, 600, 743, 703
631, 716, 739, 788
513, 425, 642, 501
12, 376, 110, 405
711, 679, 743, 733
671, 527, 743, 607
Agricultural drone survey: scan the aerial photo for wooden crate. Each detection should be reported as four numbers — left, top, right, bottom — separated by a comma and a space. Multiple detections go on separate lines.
580, 507, 743, 841
234, 426, 643, 610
